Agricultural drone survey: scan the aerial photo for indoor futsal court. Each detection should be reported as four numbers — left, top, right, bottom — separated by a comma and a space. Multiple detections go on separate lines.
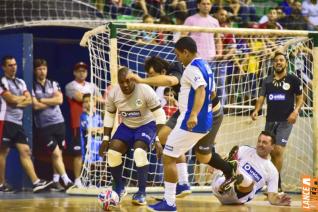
0, 192, 304, 211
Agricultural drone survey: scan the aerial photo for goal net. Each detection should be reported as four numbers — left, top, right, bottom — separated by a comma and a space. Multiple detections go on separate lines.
69, 23, 315, 195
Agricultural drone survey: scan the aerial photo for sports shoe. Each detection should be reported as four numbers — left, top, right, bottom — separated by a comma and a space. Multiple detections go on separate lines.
50, 182, 65, 192
132, 191, 147, 205
147, 199, 177, 212
118, 188, 128, 203
0, 183, 14, 193
176, 183, 191, 198
64, 182, 74, 190
218, 173, 244, 194
225, 145, 239, 161
33, 179, 53, 193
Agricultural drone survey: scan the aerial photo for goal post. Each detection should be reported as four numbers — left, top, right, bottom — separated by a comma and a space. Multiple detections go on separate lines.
69, 22, 318, 195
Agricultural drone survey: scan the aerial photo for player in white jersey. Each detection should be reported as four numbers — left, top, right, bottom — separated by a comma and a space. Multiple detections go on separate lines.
148, 37, 214, 212
211, 131, 291, 206
99, 67, 166, 206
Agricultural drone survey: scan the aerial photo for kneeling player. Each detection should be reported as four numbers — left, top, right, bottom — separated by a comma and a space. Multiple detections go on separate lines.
212, 131, 291, 206
99, 67, 165, 206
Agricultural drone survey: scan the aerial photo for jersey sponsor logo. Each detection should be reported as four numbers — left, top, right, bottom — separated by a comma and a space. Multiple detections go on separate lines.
120, 111, 141, 118
136, 99, 143, 107
268, 93, 286, 101
141, 132, 151, 141
198, 146, 210, 151
194, 76, 201, 82
282, 82, 290, 91
242, 162, 262, 182
164, 145, 174, 152
73, 146, 81, 151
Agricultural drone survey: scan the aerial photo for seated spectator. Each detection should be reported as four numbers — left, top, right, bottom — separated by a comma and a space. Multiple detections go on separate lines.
259, 7, 284, 24
136, 14, 157, 44
258, 8, 283, 29
165, 0, 188, 15
162, 87, 178, 119
156, 15, 174, 45
225, 0, 254, 27
278, 7, 307, 30
279, 0, 294, 16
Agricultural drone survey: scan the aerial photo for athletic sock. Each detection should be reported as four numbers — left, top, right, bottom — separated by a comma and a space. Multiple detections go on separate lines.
53, 174, 60, 183
61, 174, 72, 185
109, 164, 124, 194
164, 181, 176, 206
177, 163, 189, 185
208, 152, 232, 178
137, 165, 148, 193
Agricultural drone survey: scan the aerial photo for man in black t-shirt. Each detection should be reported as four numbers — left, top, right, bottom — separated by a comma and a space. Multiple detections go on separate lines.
251, 52, 303, 191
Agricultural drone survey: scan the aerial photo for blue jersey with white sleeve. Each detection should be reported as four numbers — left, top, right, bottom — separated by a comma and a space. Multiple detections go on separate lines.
179, 58, 213, 133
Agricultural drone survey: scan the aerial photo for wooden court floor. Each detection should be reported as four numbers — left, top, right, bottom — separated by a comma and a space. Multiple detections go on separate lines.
0, 193, 304, 212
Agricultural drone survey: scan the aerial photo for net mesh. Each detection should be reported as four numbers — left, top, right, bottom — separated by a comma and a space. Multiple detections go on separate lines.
76, 25, 313, 194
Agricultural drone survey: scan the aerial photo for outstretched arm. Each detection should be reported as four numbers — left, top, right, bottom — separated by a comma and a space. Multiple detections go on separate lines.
268, 192, 291, 206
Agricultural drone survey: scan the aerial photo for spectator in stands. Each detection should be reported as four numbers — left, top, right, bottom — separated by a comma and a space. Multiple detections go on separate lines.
279, 0, 294, 16
136, 14, 157, 44
65, 62, 101, 188
165, 0, 188, 15
156, 15, 174, 45
259, 7, 284, 25
173, 11, 188, 43
32, 59, 73, 191
162, 87, 178, 119
80, 93, 103, 186
279, 6, 307, 30
183, 0, 223, 61
0, 56, 52, 193
225, 0, 256, 27
215, 8, 237, 105
259, 8, 283, 29
302, 0, 318, 30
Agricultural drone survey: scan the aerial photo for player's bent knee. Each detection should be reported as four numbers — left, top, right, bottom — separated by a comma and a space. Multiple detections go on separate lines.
133, 148, 149, 167
196, 152, 211, 164
107, 149, 122, 167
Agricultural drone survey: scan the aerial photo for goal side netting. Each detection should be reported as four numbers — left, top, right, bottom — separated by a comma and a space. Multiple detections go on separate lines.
68, 23, 316, 195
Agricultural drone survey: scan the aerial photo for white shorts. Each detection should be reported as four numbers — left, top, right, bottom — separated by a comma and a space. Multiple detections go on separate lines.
211, 171, 254, 205
163, 114, 207, 158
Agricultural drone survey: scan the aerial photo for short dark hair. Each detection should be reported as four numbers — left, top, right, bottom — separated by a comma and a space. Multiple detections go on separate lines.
175, 11, 188, 23
260, 130, 276, 145
1, 55, 15, 66
175, 37, 197, 53
273, 51, 287, 60
144, 56, 170, 74
34, 58, 47, 69
82, 93, 91, 100
117, 66, 129, 81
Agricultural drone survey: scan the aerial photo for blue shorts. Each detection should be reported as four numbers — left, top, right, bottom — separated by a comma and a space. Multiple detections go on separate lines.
112, 121, 156, 148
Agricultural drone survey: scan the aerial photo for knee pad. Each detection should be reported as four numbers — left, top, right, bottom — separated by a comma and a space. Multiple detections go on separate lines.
107, 149, 122, 167
133, 148, 149, 167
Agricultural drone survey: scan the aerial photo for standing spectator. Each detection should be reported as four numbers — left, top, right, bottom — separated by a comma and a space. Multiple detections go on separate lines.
65, 62, 101, 188
0, 56, 52, 192
302, 0, 318, 30
32, 59, 73, 191
183, 0, 223, 61
251, 52, 303, 192
214, 8, 237, 105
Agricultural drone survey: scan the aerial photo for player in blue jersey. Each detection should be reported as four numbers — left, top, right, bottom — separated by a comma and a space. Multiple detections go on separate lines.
148, 37, 216, 212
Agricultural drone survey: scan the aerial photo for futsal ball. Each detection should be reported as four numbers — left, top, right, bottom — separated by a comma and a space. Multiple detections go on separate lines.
97, 189, 119, 211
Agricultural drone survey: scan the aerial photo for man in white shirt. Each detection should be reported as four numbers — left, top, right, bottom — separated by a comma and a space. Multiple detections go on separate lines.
211, 131, 291, 206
